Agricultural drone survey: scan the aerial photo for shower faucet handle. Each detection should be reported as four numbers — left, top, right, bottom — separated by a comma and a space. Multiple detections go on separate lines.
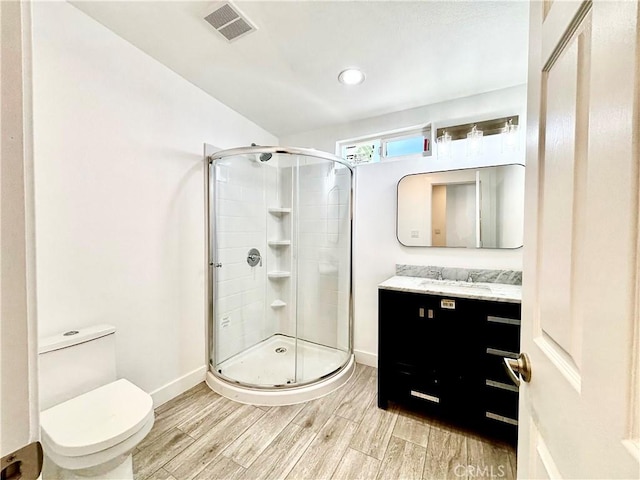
247, 248, 262, 267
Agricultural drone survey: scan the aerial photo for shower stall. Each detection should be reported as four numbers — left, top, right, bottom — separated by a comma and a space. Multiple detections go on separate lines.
205, 145, 354, 405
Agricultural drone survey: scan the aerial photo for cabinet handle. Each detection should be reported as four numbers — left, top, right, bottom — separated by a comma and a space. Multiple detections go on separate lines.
487, 348, 518, 358
503, 353, 532, 387
486, 411, 518, 426
487, 315, 520, 326
485, 379, 519, 393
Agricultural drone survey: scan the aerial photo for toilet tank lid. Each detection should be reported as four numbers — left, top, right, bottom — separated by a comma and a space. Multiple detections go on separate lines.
39, 324, 116, 354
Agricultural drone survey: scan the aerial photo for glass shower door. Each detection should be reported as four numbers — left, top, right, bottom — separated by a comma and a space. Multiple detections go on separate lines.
211, 153, 296, 387
294, 156, 351, 384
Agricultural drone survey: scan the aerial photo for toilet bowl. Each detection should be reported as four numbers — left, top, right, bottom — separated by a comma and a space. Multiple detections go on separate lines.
40, 379, 153, 479
38, 326, 154, 480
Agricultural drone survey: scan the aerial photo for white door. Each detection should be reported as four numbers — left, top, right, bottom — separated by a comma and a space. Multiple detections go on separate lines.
518, 0, 640, 478
0, 1, 41, 478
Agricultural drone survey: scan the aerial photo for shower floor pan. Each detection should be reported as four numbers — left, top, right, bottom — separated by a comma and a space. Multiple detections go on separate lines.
207, 334, 355, 406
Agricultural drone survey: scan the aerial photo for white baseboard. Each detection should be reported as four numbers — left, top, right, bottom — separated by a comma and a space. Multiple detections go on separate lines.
149, 365, 207, 408
354, 349, 378, 368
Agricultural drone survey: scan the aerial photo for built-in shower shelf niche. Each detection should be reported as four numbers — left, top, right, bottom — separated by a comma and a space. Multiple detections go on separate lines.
268, 207, 291, 215
268, 240, 291, 247
268, 271, 291, 279
270, 300, 287, 308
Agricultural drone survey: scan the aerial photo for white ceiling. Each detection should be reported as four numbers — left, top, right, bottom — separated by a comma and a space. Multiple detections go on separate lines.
71, 1, 529, 137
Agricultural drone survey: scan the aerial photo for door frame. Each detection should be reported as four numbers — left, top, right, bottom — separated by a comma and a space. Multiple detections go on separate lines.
0, 0, 40, 457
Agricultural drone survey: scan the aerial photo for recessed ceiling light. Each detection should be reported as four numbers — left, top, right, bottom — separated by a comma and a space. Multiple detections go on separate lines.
338, 68, 365, 86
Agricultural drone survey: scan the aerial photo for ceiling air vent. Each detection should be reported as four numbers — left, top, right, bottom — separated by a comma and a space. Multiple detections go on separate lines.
204, 2, 256, 42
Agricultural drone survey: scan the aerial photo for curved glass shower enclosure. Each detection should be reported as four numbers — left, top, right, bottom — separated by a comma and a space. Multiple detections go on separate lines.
206, 146, 353, 397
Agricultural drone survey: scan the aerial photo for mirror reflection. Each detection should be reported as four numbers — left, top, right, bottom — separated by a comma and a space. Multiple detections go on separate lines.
397, 164, 524, 248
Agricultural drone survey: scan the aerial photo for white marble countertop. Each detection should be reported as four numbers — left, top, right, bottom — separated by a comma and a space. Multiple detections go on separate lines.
378, 276, 522, 304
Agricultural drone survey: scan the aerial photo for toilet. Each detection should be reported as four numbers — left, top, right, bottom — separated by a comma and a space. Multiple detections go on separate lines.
38, 325, 154, 480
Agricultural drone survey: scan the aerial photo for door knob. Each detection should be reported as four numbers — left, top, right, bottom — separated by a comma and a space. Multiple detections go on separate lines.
503, 353, 531, 387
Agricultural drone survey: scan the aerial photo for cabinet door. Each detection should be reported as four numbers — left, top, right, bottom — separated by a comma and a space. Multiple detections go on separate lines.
378, 289, 443, 370
378, 290, 445, 410
436, 296, 484, 420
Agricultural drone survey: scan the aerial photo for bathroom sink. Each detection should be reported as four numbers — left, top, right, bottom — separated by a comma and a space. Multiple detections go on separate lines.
419, 279, 493, 293
448, 283, 492, 292
439, 284, 493, 294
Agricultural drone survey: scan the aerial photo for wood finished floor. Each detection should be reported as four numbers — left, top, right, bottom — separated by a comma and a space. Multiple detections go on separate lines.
134, 365, 516, 480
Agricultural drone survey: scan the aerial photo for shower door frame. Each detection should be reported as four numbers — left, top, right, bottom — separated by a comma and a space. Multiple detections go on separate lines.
204, 144, 355, 390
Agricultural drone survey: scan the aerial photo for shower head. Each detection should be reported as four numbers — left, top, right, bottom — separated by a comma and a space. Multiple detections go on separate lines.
251, 143, 272, 162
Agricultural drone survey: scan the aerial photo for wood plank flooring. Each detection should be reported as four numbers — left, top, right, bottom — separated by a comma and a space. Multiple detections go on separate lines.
134, 365, 516, 480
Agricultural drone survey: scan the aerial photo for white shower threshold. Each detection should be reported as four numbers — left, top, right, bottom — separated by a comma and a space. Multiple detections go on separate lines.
206, 335, 355, 406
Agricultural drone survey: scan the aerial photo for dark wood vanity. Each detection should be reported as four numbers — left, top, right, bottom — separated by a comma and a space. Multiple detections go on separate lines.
378, 280, 521, 444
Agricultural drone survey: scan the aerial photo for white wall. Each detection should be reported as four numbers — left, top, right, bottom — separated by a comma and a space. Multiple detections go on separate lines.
281, 85, 527, 366
31, 2, 277, 405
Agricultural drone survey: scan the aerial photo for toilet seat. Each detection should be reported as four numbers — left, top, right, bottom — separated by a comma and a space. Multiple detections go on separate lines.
41, 379, 153, 467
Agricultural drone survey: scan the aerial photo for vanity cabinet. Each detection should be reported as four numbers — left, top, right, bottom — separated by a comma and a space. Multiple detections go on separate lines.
378, 288, 521, 443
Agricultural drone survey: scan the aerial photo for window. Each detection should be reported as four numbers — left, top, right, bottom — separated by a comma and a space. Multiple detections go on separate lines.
341, 139, 381, 165
383, 134, 429, 158
338, 125, 432, 165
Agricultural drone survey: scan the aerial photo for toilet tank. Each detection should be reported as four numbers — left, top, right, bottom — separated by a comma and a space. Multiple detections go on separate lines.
39, 324, 117, 411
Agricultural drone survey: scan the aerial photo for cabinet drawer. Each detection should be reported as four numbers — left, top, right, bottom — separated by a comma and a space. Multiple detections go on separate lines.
482, 302, 521, 320
484, 351, 519, 385
483, 412, 518, 445
484, 316, 521, 352
483, 385, 519, 421
387, 370, 443, 405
